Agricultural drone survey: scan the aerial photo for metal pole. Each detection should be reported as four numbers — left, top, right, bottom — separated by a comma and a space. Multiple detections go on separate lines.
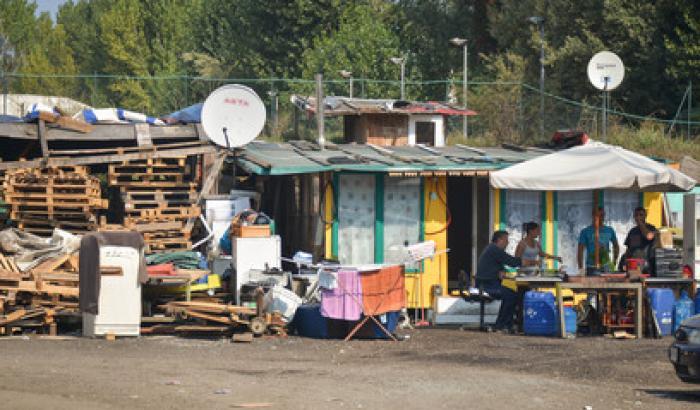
400, 61, 406, 100
349, 77, 353, 99
315, 73, 325, 148
602, 91, 607, 142
689, 80, 692, 138
463, 42, 468, 139
539, 23, 545, 137
471, 177, 478, 278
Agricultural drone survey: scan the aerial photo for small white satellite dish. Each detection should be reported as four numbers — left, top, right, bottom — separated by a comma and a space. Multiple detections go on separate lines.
201, 84, 266, 149
587, 51, 625, 91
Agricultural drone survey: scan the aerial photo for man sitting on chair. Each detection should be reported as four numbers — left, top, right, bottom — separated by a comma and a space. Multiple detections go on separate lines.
475, 230, 522, 333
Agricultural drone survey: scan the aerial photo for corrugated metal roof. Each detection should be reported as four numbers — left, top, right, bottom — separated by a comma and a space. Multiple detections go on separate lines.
290, 96, 477, 117
236, 141, 547, 176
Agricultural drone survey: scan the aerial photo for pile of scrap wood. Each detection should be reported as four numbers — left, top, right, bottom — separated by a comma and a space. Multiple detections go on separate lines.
0, 251, 79, 336
142, 300, 286, 339
109, 157, 200, 253
3, 166, 107, 237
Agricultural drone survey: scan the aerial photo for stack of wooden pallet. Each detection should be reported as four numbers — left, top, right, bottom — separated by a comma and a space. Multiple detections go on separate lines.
3, 166, 106, 237
0, 251, 80, 336
109, 157, 200, 254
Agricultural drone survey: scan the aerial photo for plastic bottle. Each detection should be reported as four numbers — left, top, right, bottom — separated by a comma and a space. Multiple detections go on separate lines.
673, 290, 695, 332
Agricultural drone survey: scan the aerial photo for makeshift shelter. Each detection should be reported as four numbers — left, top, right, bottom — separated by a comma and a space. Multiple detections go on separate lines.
490, 141, 696, 269
233, 141, 545, 308
291, 96, 476, 147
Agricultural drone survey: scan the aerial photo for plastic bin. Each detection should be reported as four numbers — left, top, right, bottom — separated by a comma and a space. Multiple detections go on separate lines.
291, 304, 328, 339
647, 288, 674, 336
523, 291, 558, 336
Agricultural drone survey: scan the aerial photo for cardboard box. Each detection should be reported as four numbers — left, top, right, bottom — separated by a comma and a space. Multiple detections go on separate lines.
658, 229, 673, 248
232, 224, 270, 238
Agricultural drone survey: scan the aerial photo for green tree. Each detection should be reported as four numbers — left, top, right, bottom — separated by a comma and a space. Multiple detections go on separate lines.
15, 15, 78, 97
301, 3, 401, 98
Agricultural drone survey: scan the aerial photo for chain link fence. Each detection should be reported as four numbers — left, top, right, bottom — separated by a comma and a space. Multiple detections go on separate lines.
2, 73, 698, 147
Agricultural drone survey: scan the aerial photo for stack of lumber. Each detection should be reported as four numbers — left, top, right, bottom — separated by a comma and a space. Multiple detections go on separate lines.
109, 157, 200, 254
0, 251, 80, 336
3, 166, 107, 237
142, 300, 286, 338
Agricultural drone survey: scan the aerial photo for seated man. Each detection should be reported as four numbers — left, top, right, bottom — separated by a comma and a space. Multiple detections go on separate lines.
475, 230, 522, 332
619, 207, 658, 273
577, 207, 619, 274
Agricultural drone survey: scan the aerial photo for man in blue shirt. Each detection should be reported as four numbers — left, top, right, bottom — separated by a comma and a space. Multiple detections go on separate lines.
476, 230, 522, 332
577, 207, 619, 274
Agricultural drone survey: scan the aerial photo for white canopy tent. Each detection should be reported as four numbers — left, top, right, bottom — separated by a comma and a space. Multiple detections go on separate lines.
490, 141, 696, 271
490, 141, 696, 192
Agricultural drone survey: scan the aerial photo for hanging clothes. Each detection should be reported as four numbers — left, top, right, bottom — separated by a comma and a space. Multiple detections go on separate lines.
320, 269, 363, 321
359, 265, 406, 315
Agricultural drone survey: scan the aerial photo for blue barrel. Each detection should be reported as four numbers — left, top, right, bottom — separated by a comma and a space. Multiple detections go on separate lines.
563, 306, 577, 336
673, 291, 695, 332
291, 304, 328, 339
523, 291, 558, 336
695, 292, 700, 315
647, 288, 674, 336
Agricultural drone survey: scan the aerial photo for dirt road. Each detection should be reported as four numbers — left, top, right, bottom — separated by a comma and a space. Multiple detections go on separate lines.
1, 329, 698, 409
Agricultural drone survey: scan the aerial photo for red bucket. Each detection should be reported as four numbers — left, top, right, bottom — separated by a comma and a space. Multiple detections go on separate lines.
626, 258, 644, 271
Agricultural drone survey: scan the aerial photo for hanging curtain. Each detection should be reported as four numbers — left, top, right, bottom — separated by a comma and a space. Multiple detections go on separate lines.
557, 191, 593, 269
383, 176, 421, 269
504, 190, 540, 254
337, 174, 375, 265
604, 190, 639, 261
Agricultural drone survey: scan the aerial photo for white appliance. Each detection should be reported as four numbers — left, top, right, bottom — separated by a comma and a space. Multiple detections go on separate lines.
231, 236, 281, 304
683, 193, 700, 281
205, 196, 251, 251
432, 296, 501, 327
83, 246, 142, 337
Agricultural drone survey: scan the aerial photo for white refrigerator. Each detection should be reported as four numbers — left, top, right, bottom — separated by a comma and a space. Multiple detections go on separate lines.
684, 193, 700, 282
231, 236, 281, 304
83, 246, 142, 337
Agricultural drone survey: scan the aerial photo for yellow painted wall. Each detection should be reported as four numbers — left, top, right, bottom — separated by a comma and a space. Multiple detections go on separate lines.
405, 177, 448, 309
324, 180, 334, 259
544, 191, 555, 269
643, 192, 663, 227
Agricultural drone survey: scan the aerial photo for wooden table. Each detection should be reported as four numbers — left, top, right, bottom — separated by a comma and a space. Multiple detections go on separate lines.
555, 281, 643, 339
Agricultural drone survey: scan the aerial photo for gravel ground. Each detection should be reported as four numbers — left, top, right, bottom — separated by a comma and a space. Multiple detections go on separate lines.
0, 328, 698, 410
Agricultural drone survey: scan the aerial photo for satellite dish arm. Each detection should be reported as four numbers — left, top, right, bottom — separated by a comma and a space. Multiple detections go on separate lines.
222, 127, 231, 151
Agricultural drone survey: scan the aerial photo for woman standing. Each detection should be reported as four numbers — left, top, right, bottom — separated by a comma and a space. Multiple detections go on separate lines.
515, 222, 562, 272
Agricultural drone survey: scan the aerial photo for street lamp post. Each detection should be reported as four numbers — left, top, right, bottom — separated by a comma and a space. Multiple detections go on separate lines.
390, 56, 406, 100
529, 16, 545, 136
450, 37, 468, 139
339, 70, 353, 98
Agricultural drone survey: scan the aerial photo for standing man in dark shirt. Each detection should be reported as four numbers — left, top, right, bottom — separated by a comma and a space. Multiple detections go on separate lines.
476, 230, 522, 332
619, 207, 658, 272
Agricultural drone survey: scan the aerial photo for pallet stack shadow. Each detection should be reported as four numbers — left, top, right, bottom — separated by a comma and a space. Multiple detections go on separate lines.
109, 157, 200, 253
3, 166, 106, 236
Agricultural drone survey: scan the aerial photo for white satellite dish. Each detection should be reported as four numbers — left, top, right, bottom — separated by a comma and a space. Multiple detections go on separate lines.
587, 51, 625, 91
201, 84, 266, 148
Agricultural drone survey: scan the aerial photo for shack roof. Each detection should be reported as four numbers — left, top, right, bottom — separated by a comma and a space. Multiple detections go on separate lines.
291, 96, 477, 117
236, 141, 546, 176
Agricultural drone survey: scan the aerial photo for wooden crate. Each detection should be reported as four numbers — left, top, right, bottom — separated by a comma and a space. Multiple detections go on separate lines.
232, 224, 270, 238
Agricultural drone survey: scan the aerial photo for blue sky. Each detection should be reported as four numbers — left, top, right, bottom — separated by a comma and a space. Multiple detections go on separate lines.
34, 0, 67, 20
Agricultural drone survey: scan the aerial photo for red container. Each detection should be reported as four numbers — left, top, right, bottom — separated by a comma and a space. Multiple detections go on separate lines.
626, 258, 644, 271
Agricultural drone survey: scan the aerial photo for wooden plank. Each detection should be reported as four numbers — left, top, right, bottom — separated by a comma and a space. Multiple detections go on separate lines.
38, 120, 49, 160
184, 151, 226, 233
0, 309, 26, 325
54, 116, 93, 133
184, 310, 234, 325
0, 144, 218, 171
30, 254, 71, 274
134, 123, 152, 147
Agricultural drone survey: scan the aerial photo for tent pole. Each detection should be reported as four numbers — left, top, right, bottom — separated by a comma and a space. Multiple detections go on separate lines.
593, 190, 601, 272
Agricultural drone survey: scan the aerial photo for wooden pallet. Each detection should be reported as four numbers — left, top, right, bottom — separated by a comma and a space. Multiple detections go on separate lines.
122, 189, 197, 203
125, 206, 200, 219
